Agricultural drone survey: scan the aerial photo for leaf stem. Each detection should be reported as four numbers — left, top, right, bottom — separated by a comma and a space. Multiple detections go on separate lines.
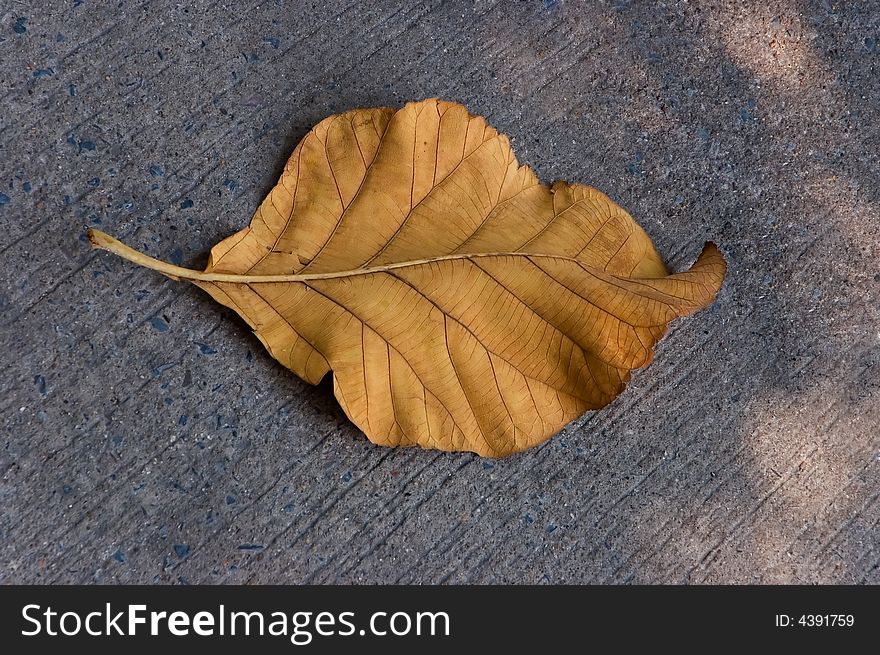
87, 229, 208, 282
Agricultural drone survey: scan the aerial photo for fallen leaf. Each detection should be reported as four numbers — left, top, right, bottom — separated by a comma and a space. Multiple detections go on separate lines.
89, 98, 726, 457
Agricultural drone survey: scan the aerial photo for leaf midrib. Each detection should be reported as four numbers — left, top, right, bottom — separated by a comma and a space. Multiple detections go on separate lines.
87, 228, 619, 284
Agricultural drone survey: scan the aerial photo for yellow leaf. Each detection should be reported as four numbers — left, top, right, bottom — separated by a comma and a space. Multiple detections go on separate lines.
89, 98, 726, 457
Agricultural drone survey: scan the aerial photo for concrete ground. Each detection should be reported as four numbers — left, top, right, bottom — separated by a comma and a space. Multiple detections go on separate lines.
1, 0, 878, 584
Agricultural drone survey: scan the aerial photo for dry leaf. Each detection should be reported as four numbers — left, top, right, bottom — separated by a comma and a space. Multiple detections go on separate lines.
89, 98, 726, 457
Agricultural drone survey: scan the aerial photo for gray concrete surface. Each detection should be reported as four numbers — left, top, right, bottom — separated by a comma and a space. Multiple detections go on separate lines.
1, 0, 878, 584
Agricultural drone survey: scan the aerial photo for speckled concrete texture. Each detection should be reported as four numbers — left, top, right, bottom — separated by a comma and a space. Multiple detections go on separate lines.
1, 0, 878, 584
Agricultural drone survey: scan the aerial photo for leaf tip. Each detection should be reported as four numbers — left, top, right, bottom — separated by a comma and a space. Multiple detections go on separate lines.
698, 241, 727, 274
700, 240, 724, 258
690, 241, 728, 298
